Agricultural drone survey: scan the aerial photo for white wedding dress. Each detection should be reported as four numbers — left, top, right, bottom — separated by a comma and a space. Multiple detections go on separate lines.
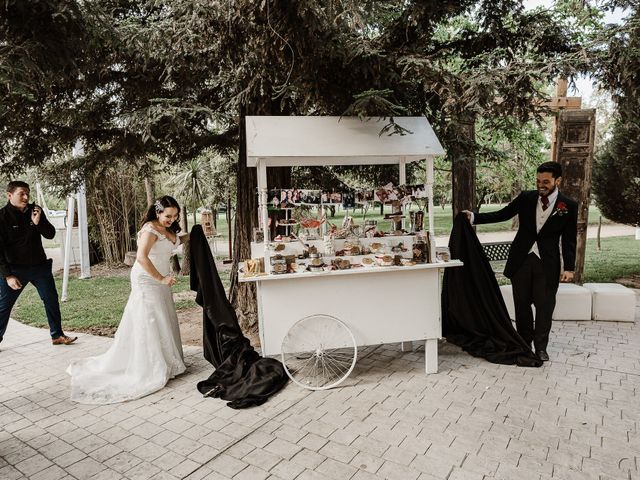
67, 223, 186, 404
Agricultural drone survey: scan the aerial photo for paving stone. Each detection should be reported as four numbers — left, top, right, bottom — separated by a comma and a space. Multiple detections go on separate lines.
89, 469, 126, 480
64, 456, 106, 478
103, 452, 143, 473
187, 445, 219, 464
269, 459, 306, 480
291, 449, 327, 469
52, 448, 87, 468
14, 453, 53, 477
88, 444, 123, 463
2, 305, 640, 480
243, 448, 282, 471
124, 460, 162, 479
232, 464, 269, 480
315, 457, 359, 479
263, 437, 303, 460
28, 464, 68, 480
169, 458, 200, 477
207, 453, 250, 477
0, 464, 28, 480
297, 433, 330, 452
377, 460, 421, 480
131, 441, 168, 462
318, 440, 359, 464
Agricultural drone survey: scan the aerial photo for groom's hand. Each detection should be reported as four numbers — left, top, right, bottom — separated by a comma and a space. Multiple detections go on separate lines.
6, 275, 22, 290
462, 210, 473, 222
561, 271, 574, 282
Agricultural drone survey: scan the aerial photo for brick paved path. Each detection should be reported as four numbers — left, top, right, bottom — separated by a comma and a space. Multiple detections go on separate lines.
1, 292, 639, 480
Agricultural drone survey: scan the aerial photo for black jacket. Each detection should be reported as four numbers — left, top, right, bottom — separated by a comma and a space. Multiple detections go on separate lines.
0, 202, 56, 277
474, 190, 578, 289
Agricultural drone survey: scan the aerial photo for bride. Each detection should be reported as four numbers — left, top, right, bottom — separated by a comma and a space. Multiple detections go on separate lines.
67, 196, 187, 404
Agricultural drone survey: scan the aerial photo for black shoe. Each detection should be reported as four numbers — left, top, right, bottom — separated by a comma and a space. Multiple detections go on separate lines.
536, 350, 549, 362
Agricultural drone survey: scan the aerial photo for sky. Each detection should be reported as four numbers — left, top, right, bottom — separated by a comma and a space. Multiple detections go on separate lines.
523, 0, 627, 104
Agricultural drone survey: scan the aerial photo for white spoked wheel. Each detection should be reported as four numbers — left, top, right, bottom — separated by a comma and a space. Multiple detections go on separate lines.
281, 314, 357, 390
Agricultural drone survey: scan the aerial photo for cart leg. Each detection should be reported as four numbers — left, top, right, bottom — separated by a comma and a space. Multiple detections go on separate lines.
401, 341, 412, 352
425, 339, 438, 373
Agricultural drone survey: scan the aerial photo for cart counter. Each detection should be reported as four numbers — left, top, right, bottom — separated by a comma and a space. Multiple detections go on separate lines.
241, 260, 462, 374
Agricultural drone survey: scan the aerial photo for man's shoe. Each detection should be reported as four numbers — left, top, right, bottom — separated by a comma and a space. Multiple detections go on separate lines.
536, 350, 549, 362
52, 335, 77, 345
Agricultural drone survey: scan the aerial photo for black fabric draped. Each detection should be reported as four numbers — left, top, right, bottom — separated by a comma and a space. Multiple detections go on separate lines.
189, 225, 288, 408
442, 214, 542, 367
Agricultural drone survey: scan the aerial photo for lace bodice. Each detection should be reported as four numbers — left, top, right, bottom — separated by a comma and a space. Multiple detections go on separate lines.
137, 223, 179, 277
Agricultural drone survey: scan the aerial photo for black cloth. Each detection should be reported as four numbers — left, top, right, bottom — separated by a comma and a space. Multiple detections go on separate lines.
442, 214, 542, 367
189, 225, 288, 408
473, 190, 578, 290
0, 202, 56, 278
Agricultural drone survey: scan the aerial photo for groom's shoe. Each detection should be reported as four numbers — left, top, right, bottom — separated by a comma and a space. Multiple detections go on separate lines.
52, 335, 77, 345
536, 350, 549, 362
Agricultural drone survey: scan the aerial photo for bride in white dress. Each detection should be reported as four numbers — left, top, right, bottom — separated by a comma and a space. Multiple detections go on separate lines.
67, 196, 187, 404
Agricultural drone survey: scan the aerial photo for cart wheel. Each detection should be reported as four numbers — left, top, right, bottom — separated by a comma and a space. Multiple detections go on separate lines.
281, 314, 357, 390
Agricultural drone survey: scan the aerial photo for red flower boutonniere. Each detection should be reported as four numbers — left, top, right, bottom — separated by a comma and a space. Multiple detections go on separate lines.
552, 201, 569, 217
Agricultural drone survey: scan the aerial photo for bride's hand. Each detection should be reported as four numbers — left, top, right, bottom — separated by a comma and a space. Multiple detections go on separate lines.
160, 275, 177, 286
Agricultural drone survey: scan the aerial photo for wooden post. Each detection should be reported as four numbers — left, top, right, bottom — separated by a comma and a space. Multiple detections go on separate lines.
553, 109, 596, 284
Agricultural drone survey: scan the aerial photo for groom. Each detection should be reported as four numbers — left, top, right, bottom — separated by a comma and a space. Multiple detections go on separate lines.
464, 162, 578, 361
0, 181, 77, 346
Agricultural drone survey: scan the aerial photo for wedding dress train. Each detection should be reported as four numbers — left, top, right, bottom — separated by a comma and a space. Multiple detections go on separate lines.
67, 223, 186, 404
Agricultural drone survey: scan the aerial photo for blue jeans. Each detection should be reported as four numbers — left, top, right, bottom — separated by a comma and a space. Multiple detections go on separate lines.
0, 259, 64, 343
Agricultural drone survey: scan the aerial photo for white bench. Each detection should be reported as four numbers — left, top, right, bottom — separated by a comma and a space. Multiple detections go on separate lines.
499, 283, 592, 321
584, 283, 637, 322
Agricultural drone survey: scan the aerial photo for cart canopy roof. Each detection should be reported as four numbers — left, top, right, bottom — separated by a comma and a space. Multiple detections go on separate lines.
246, 116, 444, 167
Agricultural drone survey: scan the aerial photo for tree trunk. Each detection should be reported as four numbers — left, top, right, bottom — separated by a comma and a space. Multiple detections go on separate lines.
179, 208, 190, 276
451, 118, 476, 219
144, 175, 155, 207
230, 111, 259, 331
511, 156, 522, 230
229, 100, 293, 332
226, 196, 233, 259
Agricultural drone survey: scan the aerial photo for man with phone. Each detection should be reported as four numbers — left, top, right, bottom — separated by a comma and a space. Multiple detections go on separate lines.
0, 181, 77, 346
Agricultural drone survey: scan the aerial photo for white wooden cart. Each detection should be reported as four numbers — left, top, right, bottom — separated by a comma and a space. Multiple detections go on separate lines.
240, 116, 462, 389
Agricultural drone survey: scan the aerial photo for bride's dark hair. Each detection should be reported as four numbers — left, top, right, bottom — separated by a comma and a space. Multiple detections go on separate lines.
142, 196, 182, 233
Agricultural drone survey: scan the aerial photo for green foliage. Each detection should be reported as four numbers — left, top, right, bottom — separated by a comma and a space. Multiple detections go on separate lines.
1, 0, 588, 177
592, 119, 640, 226
590, 5, 640, 227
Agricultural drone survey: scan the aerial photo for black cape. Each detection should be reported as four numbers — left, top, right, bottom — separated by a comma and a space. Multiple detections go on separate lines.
442, 214, 542, 367
189, 225, 288, 408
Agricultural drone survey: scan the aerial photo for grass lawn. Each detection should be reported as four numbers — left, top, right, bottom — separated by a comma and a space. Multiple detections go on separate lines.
12, 271, 230, 332
583, 236, 640, 283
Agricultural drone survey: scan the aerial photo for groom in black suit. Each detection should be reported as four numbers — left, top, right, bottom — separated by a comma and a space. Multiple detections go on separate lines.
464, 162, 578, 361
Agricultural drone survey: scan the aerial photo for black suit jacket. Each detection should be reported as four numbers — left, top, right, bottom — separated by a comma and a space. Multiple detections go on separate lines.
474, 190, 578, 289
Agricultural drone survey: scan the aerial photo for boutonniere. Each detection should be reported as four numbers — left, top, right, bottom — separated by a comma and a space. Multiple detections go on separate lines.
551, 201, 569, 217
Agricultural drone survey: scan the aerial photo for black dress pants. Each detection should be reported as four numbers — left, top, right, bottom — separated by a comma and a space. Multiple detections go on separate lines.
511, 253, 557, 351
